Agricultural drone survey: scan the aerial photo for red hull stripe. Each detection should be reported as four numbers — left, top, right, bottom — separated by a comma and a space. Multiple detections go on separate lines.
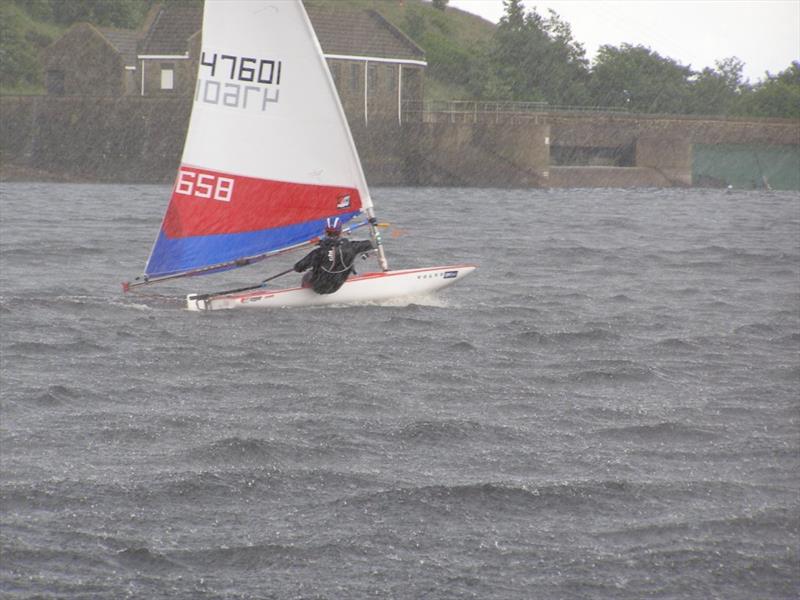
162, 165, 362, 238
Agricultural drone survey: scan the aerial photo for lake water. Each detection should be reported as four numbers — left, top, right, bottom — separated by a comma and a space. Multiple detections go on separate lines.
1, 183, 798, 599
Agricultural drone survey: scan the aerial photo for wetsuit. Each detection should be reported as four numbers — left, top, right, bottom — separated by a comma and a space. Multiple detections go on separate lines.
293, 237, 375, 294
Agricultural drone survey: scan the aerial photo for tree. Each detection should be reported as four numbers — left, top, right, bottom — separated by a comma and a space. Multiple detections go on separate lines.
432, 0, 449, 11
687, 57, 749, 116
735, 61, 800, 119
0, 3, 41, 88
484, 1, 590, 105
18, 0, 151, 28
64, 0, 148, 27
590, 44, 692, 113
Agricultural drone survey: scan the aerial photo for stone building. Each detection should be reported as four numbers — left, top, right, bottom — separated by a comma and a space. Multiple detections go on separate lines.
41, 23, 139, 96
41, 1, 426, 125
304, 3, 426, 124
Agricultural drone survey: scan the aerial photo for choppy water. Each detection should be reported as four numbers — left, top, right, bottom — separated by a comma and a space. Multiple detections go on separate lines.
1, 183, 798, 599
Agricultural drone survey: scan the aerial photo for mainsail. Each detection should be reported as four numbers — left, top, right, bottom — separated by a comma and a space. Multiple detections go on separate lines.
144, 0, 380, 280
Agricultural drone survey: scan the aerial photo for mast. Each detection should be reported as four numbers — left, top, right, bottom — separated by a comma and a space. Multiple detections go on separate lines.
365, 210, 389, 271
299, 2, 389, 271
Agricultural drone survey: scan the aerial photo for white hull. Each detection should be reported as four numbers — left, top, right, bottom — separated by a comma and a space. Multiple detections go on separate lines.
186, 264, 476, 311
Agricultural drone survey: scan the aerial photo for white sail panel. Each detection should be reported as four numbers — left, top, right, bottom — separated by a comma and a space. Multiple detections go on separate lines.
183, 0, 372, 209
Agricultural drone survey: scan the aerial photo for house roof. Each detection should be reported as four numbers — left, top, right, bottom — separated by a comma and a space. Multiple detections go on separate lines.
137, 1, 425, 63
304, 4, 425, 62
138, 2, 203, 56
98, 28, 139, 67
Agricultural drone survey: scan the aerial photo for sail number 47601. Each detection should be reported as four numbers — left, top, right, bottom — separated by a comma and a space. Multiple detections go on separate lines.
175, 169, 234, 202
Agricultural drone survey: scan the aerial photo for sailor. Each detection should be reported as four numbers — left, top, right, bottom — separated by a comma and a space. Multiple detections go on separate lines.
293, 217, 374, 294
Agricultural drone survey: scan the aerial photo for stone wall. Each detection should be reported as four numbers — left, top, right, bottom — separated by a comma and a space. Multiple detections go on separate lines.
0, 96, 548, 187
545, 112, 799, 146
1, 95, 797, 188
635, 136, 692, 187
405, 121, 549, 187
1, 96, 189, 182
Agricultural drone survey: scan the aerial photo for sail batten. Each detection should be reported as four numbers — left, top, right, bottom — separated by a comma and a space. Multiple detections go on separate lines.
144, 0, 373, 279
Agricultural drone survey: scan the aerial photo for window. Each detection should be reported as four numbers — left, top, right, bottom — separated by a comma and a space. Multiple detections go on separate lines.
368, 63, 378, 93
46, 70, 65, 95
160, 63, 174, 90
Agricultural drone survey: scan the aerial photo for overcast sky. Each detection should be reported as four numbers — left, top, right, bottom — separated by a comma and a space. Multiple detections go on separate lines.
446, 0, 800, 83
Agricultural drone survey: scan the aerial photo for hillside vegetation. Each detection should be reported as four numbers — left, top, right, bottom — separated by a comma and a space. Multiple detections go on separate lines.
2, 0, 797, 118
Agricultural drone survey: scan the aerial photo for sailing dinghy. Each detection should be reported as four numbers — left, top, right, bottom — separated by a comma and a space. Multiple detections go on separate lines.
123, 0, 475, 310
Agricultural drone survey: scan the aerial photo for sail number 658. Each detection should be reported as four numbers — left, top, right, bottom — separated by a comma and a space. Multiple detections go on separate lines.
175, 170, 234, 202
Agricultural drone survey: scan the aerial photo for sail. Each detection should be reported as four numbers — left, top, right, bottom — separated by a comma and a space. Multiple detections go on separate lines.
145, 0, 372, 279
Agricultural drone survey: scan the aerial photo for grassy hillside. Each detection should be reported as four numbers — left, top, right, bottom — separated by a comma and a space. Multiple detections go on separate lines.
348, 0, 497, 100
0, 0, 65, 94
1, 0, 496, 99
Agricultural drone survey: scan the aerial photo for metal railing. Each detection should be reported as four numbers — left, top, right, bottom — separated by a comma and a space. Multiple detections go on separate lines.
400, 100, 630, 123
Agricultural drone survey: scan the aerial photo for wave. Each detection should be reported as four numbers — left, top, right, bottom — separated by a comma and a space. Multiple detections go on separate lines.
477, 304, 543, 318
772, 267, 798, 277
673, 287, 702, 296
0, 293, 152, 313
668, 245, 798, 266
173, 540, 371, 572
148, 470, 285, 504
513, 328, 620, 347
550, 328, 621, 343
27, 383, 83, 406
391, 419, 532, 447
541, 244, 611, 260
367, 295, 450, 309
198, 437, 293, 463
1, 470, 282, 513
556, 359, 655, 384
0, 479, 100, 512
604, 505, 798, 539
191, 433, 362, 466
568, 368, 654, 384
596, 421, 719, 443
95, 423, 160, 444
769, 365, 800, 383
332, 479, 755, 518
0, 383, 87, 407
334, 482, 550, 516
734, 322, 779, 336
596, 217, 641, 230
2, 243, 105, 258
114, 547, 179, 572
5, 339, 108, 356
771, 332, 800, 346
385, 315, 436, 329
393, 419, 482, 443
648, 338, 700, 352
448, 340, 477, 352
1, 545, 113, 574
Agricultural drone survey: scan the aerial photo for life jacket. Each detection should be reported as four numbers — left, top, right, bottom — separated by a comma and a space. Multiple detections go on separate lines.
309, 238, 363, 294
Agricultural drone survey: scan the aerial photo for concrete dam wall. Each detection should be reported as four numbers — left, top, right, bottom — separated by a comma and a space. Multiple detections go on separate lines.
2, 96, 798, 189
